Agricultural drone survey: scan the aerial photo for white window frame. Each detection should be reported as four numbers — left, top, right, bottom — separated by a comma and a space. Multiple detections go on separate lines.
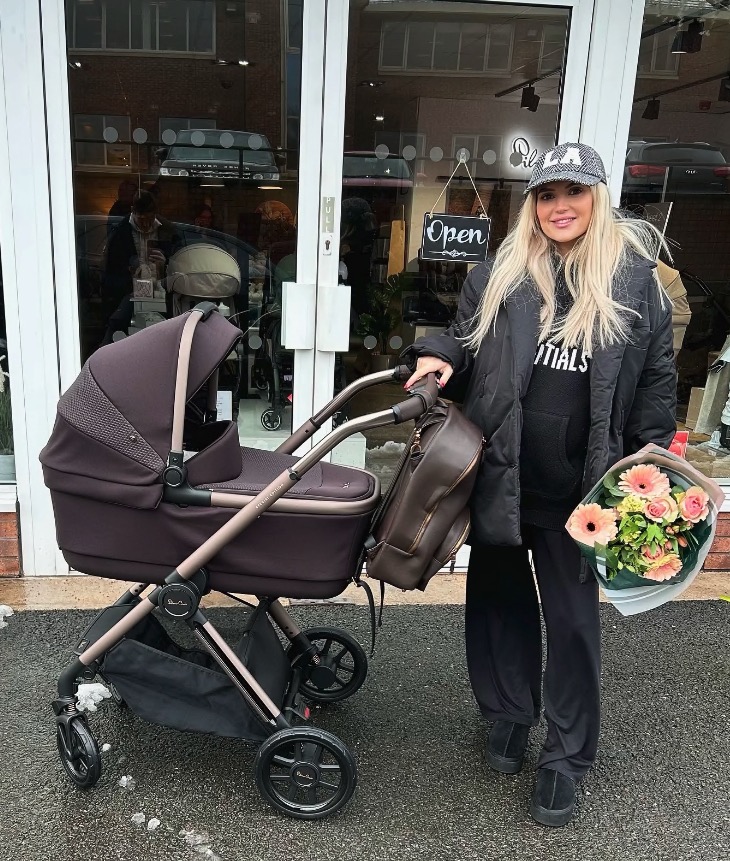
68, 0, 216, 56
378, 19, 515, 75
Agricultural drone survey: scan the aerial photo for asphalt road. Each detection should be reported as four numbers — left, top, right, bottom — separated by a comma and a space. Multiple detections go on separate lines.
1, 602, 729, 861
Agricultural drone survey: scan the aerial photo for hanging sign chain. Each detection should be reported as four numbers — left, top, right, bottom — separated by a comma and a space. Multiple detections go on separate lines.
428, 153, 488, 219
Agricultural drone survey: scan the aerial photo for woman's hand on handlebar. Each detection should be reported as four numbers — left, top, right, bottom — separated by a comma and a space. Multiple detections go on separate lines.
405, 356, 453, 390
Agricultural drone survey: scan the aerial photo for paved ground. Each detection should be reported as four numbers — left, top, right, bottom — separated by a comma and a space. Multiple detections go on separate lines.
1, 601, 729, 861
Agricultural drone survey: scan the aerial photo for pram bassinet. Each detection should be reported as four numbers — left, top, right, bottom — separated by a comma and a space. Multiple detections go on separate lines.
41, 310, 378, 598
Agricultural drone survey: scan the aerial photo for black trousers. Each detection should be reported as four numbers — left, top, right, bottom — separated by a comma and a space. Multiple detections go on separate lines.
465, 526, 601, 782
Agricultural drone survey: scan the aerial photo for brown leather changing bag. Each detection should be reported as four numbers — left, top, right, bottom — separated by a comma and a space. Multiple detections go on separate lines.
363, 399, 483, 591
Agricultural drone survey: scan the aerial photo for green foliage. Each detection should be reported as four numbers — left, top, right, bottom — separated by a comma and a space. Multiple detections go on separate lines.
356, 274, 405, 354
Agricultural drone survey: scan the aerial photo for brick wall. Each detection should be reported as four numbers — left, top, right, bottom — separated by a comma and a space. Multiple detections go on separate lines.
0, 511, 19, 577
704, 512, 730, 572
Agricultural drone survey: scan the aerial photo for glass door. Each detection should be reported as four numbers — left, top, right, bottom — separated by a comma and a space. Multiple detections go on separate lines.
316, 0, 590, 493
63, 0, 326, 450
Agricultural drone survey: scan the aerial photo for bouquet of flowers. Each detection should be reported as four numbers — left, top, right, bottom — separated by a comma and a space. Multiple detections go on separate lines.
566, 444, 723, 615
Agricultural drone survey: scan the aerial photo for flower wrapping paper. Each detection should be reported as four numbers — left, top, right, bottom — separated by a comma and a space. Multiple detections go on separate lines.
569, 444, 724, 616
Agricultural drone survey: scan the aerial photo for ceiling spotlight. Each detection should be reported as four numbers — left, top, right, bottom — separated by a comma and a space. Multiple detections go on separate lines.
359, 80, 384, 88
642, 98, 660, 120
672, 19, 703, 54
719, 76, 730, 103
238, 59, 250, 66
521, 85, 540, 112
68, 60, 83, 70
215, 58, 228, 65
374, 114, 385, 122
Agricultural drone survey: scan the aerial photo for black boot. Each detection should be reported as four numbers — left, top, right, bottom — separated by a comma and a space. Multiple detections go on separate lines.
530, 768, 576, 827
486, 720, 530, 774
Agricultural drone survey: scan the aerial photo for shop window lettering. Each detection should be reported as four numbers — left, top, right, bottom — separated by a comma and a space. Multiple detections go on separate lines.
510, 137, 539, 169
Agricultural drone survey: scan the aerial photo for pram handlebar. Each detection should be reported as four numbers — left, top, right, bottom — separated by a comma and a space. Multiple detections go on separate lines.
277, 366, 438, 455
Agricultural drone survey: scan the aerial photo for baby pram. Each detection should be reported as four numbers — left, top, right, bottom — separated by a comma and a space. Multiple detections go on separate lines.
40, 304, 438, 819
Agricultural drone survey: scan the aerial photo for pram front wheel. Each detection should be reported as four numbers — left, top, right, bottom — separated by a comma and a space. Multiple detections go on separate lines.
254, 727, 357, 819
56, 718, 101, 789
261, 409, 282, 431
289, 627, 368, 704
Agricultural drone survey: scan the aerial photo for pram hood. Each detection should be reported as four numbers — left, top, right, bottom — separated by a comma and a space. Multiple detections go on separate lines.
167, 243, 240, 298
40, 311, 241, 509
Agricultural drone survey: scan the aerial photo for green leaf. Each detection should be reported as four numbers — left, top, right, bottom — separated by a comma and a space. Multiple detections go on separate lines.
646, 524, 663, 544
603, 472, 626, 497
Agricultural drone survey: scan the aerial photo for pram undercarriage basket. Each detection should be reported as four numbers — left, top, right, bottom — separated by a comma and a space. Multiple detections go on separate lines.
41, 303, 440, 819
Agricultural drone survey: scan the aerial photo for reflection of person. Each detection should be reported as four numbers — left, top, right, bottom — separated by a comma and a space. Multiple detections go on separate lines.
102, 191, 179, 344
340, 196, 377, 316
108, 179, 138, 219
404, 143, 676, 827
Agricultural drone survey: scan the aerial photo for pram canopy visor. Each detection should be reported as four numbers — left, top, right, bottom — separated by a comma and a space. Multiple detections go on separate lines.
167, 243, 241, 298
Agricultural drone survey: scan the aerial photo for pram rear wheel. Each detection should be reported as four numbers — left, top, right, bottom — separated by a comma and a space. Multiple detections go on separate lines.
261, 409, 282, 431
254, 727, 357, 819
290, 627, 368, 704
56, 718, 101, 789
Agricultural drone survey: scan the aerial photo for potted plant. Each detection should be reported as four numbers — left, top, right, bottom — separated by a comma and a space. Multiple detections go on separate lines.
356, 273, 405, 371
0, 359, 14, 482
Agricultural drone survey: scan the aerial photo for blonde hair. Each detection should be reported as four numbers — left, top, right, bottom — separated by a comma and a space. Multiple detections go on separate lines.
465, 183, 669, 355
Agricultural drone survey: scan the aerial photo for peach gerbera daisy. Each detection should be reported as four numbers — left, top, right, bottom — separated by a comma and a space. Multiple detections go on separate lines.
566, 503, 618, 547
642, 554, 682, 582
617, 464, 671, 499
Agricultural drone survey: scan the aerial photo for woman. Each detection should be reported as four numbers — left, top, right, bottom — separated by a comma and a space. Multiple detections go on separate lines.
404, 143, 676, 827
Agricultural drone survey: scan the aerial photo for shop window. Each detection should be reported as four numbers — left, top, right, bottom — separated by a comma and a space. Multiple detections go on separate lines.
626, 5, 730, 481
68, 0, 215, 54
65, 0, 301, 443
379, 20, 514, 74
74, 114, 131, 168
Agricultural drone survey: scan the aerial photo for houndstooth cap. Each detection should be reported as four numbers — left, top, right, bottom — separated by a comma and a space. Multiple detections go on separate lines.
525, 142, 607, 194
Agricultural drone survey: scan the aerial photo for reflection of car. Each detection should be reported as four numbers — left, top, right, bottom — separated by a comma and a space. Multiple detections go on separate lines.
156, 129, 280, 180
342, 151, 413, 188
623, 142, 730, 196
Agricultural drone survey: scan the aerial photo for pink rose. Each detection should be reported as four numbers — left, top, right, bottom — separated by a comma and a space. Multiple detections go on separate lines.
641, 544, 666, 564
643, 495, 679, 523
679, 487, 710, 524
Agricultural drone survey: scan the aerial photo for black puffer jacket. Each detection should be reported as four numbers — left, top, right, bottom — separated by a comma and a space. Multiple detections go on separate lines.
403, 255, 677, 552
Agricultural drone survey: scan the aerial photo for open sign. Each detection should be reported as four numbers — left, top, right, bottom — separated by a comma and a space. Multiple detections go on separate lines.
420, 214, 491, 263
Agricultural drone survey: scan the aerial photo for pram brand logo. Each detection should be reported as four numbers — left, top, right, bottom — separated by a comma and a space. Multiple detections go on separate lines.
293, 765, 318, 786
255, 483, 288, 509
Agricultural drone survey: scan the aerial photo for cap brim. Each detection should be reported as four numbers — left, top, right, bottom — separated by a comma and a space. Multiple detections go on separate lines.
524, 172, 604, 195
